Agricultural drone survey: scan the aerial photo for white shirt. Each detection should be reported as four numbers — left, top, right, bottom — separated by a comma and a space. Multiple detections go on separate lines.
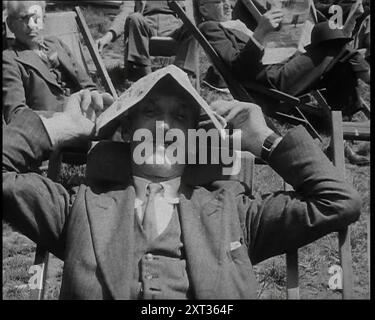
133, 176, 181, 236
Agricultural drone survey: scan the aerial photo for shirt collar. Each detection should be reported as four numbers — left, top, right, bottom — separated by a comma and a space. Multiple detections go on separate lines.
133, 175, 181, 204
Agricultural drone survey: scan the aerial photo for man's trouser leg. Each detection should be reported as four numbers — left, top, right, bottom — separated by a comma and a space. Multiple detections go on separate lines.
124, 12, 155, 67
173, 31, 198, 75
263, 43, 355, 97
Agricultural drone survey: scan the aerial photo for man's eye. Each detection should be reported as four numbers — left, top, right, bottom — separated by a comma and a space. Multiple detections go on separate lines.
176, 113, 186, 120
144, 109, 155, 116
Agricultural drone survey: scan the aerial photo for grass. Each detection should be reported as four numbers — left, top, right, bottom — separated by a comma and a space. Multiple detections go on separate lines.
2, 4, 370, 300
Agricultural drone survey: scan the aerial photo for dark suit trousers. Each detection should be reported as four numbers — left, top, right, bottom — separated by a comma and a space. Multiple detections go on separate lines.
124, 12, 196, 72
235, 42, 361, 114
259, 43, 362, 114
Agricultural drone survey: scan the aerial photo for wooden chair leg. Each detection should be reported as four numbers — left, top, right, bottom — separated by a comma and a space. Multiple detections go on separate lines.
284, 181, 300, 299
29, 151, 62, 300
29, 246, 50, 300
330, 110, 354, 299
286, 251, 300, 299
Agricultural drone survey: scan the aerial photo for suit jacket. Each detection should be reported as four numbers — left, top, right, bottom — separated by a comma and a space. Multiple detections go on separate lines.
199, 20, 265, 83
3, 109, 361, 299
199, 21, 366, 98
2, 36, 96, 123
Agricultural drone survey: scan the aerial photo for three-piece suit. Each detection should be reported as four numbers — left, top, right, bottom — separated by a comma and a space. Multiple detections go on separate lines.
3, 108, 361, 299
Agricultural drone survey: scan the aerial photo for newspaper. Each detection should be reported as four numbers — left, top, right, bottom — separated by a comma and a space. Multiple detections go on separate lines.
94, 65, 227, 139
254, 0, 315, 65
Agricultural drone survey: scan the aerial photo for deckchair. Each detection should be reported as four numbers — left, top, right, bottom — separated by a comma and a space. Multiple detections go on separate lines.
169, 1, 323, 139
241, 0, 371, 129
168, 0, 361, 299
29, 7, 118, 300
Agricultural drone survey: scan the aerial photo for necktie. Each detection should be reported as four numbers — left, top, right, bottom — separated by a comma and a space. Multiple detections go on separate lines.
143, 183, 163, 241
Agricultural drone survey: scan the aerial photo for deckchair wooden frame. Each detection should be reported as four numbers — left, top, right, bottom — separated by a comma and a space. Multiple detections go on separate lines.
168, 0, 363, 299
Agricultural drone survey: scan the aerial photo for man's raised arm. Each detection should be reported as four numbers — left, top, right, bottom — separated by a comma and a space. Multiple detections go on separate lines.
210, 100, 361, 264
3, 90, 114, 259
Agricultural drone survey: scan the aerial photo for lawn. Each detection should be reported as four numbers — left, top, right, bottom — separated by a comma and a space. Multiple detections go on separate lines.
2, 3, 370, 300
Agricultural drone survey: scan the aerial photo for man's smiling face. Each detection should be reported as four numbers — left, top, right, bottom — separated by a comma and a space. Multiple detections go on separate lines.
123, 92, 200, 182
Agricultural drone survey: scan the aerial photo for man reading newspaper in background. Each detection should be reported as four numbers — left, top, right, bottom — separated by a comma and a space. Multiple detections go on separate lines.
96, 0, 196, 82
197, 0, 370, 165
3, 65, 361, 299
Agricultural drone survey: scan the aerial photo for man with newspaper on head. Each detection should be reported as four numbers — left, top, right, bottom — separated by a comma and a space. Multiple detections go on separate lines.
3, 64, 361, 299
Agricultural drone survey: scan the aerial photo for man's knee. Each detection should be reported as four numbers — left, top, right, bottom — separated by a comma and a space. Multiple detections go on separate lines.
127, 12, 145, 27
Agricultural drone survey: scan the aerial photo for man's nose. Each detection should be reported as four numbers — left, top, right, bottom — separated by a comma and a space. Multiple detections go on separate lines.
358, 4, 364, 14
155, 119, 171, 133
27, 16, 37, 29
223, 0, 231, 9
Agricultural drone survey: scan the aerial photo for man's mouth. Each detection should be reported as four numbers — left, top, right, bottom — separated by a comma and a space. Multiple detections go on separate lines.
153, 141, 174, 148
27, 31, 39, 37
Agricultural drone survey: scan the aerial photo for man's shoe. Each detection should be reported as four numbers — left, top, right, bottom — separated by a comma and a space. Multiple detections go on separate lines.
344, 144, 370, 166
202, 66, 229, 93
125, 62, 151, 82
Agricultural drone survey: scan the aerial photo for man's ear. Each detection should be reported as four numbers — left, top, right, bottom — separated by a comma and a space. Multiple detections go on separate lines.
6, 17, 15, 34
199, 5, 209, 20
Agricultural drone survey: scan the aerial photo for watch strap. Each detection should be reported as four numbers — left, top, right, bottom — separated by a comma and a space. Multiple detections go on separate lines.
260, 132, 281, 163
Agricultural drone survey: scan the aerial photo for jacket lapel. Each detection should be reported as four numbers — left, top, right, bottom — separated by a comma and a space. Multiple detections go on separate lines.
14, 49, 63, 91
85, 186, 135, 300
45, 37, 80, 86
178, 186, 226, 299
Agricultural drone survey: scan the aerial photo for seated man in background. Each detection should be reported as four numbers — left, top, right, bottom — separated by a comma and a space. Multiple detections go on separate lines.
3, 1, 97, 124
3, 66, 361, 299
96, 0, 196, 81
198, 0, 369, 112
198, 0, 369, 165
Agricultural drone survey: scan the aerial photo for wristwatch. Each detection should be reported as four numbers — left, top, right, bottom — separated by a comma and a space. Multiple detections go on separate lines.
260, 132, 281, 163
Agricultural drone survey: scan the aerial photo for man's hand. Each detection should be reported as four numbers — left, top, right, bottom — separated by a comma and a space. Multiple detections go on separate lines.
40, 90, 114, 148
209, 100, 275, 157
253, 8, 284, 44
96, 32, 114, 55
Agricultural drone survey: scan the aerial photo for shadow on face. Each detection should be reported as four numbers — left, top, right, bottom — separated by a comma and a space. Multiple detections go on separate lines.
6, 1, 45, 49
121, 92, 200, 182
198, 0, 233, 22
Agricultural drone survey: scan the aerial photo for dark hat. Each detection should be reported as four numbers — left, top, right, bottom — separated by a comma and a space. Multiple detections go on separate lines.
304, 21, 352, 50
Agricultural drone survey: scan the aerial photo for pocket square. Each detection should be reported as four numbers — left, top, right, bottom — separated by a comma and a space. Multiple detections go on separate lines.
230, 241, 242, 251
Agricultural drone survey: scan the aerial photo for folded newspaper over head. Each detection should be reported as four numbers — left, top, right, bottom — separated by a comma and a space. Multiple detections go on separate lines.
94, 65, 227, 139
